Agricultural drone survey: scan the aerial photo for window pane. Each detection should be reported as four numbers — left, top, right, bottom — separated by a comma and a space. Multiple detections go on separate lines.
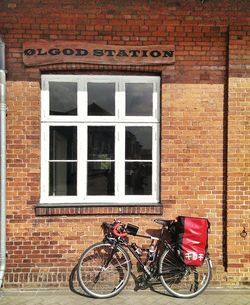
125, 162, 152, 195
87, 162, 114, 195
50, 126, 77, 160
126, 127, 152, 160
126, 83, 153, 116
88, 126, 115, 160
49, 82, 77, 115
88, 83, 115, 116
49, 162, 77, 195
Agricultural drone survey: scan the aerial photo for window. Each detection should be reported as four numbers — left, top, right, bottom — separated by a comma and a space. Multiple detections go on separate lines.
41, 75, 160, 204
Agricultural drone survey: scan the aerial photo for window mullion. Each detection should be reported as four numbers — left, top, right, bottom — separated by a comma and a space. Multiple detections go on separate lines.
41, 77, 49, 121
116, 80, 123, 201
153, 124, 160, 201
115, 124, 119, 199
78, 79, 86, 120
40, 124, 49, 202
153, 80, 160, 122
116, 80, 123, 120
117, 123, 125, 201
78, 124, 86, 200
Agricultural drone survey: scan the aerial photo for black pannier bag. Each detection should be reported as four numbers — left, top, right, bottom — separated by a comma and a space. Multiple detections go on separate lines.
173, 216, 210, 266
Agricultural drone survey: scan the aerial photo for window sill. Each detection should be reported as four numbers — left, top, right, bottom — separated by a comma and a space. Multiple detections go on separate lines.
35, 203, 163, 216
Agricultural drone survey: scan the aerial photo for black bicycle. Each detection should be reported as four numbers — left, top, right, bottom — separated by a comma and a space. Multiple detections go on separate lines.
77, 219, 212, 299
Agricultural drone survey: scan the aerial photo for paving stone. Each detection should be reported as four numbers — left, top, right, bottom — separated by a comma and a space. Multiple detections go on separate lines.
0, 289, 250, 305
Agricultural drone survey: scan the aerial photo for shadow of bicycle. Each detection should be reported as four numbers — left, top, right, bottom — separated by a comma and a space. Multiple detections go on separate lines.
69, 264, 93, 298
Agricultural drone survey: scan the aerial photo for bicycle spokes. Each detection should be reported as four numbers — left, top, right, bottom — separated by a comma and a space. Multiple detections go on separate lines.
77, 243, 131, 298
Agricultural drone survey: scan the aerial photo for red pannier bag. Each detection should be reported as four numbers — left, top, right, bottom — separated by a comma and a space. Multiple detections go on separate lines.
175, 216, 210, 266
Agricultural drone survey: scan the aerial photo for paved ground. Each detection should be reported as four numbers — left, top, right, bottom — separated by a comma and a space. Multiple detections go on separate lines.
0, 288, 250, 305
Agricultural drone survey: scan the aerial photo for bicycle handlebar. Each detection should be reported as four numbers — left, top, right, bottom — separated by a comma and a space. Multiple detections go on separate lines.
102, 220, 128, 238
112, 223, 128, 238
103, 218, 175, 239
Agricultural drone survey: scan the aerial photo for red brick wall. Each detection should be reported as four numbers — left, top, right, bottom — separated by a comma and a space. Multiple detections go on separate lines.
227, 25, 250, 284
0, 0, 249, 288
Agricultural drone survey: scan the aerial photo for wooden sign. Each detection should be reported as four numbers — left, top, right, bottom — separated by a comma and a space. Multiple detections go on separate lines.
23, 40, 175, 66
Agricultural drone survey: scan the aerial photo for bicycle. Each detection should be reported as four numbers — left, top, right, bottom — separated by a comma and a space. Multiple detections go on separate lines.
77, 218, 212, 299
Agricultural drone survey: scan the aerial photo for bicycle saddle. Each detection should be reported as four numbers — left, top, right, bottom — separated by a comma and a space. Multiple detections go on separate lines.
154, 219, 173, 227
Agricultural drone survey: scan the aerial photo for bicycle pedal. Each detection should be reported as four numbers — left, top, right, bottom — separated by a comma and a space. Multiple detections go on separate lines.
135, 275, 149, 290
135, 282, 149, 290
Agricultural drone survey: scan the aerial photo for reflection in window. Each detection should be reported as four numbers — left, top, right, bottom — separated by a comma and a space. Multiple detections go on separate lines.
49, 82, 77, 115
50, 126, 77, 160
125, 162, 152, 195
88, 83, 115, 116
126, 83, 153, 116
88, 126, 115, 160
126, 127, 152, 160
87, 162, 114, 195
49, 126, 77, 196
49, 162, 77, 195
87, 126, 115, 196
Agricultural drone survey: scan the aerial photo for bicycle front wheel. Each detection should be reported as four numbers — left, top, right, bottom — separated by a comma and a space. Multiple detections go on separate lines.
159, 248, 212, 298
77, 242, 131, 298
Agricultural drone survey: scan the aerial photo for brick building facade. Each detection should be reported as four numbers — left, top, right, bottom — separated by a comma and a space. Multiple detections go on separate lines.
0, 0, 249, 288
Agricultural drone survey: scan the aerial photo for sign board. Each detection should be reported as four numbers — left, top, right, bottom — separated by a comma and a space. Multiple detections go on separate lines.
23, 40, 175, 66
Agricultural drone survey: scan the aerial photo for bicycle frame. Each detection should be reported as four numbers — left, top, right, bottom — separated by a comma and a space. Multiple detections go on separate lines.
105, 223, 180, 279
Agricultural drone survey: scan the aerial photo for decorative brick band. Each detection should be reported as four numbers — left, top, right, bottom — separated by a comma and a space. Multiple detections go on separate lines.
39, 62, 167, 74
4, 269, 234, 289
35, 205, 163, 216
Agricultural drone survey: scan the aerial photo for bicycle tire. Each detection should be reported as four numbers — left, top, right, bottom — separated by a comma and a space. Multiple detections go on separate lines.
77, 242, 131, 298
159, 248, 212, 298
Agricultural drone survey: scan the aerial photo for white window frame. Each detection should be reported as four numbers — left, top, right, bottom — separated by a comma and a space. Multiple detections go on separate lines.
40, 75, 160, 205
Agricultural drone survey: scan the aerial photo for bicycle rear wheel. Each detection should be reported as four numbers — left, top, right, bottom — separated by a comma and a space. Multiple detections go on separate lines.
159, 248, 212, 298
77, 242, 131, 298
